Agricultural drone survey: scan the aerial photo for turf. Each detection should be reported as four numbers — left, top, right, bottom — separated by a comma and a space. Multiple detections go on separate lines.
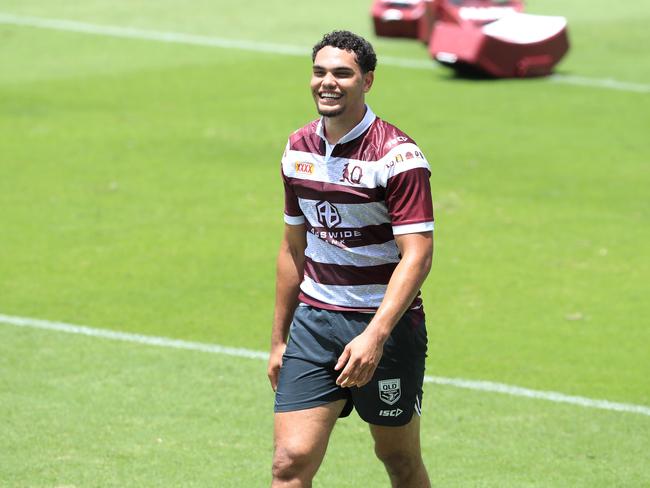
0, 0, 649, 486
2, 325, 649, 487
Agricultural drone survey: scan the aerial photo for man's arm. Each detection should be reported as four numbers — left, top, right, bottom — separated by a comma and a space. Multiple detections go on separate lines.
334, 231, 433, 388
267, 223, 307, 391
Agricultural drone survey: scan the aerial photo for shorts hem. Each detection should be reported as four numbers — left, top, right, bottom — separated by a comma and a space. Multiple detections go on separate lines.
360, 408, 417, 427
274, 397, 351, 416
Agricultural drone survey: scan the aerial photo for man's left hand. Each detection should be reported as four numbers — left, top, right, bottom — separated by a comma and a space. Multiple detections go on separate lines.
334, 329, 385, 388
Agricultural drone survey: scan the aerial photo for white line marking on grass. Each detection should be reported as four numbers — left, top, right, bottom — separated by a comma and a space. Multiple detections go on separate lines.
1, 12, 649, 94
548, 74, 650, 94
425, 377, 650, 416
1, 313, 649, 417
0, 12, 308, 56
0, 313, 268, 360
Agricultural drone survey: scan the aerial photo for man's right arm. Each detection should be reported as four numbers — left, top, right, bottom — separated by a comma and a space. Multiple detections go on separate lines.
267, 223, 307, 391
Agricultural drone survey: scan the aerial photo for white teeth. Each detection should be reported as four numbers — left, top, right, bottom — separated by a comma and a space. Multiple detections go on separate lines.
321, 93, 341, 99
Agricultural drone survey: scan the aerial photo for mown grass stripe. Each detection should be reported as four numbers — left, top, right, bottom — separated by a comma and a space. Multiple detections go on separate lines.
1, 12, 649, 94
1, 312, 649, 417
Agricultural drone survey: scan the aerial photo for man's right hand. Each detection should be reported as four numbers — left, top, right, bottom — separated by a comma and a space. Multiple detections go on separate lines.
267, 343, 287, 391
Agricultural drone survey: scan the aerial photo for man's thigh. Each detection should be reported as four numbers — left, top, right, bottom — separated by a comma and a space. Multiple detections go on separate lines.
275, 306, 353, 415
273, 400, 348, 474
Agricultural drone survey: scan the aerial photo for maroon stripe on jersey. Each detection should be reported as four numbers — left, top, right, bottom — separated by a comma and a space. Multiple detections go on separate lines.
298, 292, 378, 312
290, 124, 324, 156
282, 168, 303, 217
287, 177, 385, 204
386, 167, 434, 225
306, 222, 394, 248
332, 118, 415, 161
304, 257, 397, 286
298, 291, 425, 318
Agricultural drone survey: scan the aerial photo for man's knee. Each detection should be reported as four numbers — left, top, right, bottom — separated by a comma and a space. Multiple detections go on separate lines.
271, 444, 316, 482
375, 446, 423, 479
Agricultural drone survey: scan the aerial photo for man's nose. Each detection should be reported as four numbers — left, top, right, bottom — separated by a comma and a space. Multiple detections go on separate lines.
322, 72, 336, 87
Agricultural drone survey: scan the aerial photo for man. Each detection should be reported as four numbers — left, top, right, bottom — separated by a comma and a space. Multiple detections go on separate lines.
268, 30, 434, 487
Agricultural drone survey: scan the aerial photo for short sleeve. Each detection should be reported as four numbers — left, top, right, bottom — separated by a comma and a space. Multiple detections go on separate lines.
385, 166, 434, 235
281, 141, 305, 225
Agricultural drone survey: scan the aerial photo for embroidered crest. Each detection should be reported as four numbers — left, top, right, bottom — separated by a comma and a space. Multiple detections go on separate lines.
378, 378, 401, 405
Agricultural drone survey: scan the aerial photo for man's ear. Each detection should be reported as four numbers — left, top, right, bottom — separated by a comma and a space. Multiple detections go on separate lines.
363, 71, 375, 93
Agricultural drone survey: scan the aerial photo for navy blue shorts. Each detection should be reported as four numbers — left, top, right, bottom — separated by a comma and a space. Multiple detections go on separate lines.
274, 305, 428, 426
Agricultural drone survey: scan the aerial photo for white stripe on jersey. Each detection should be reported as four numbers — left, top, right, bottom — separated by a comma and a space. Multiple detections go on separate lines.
300, 276, 387, 309
300, 199, 390, 229
305, 232, 400, 266
284, 143, 430, 190
378, 143, 431, 186
284, 214, 305, 225
393, 221, 434, 235
284, 152, 380, 190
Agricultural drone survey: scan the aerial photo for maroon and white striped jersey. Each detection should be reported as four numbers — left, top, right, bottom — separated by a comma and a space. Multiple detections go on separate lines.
282, 106, 434, 312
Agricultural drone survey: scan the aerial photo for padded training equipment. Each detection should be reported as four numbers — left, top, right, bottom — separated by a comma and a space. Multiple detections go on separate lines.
371, 0, 570, 78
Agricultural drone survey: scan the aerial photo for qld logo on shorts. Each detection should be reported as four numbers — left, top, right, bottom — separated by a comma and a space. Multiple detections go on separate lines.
378, 378, 401, 405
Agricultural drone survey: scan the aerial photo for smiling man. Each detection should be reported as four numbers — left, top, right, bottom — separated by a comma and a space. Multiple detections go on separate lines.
268, 31, 434, 487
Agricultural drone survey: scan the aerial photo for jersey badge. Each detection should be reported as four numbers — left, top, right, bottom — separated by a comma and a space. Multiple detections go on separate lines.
340, 163, 363, 185
316, 201, 342, 228
378, 378, 401, 405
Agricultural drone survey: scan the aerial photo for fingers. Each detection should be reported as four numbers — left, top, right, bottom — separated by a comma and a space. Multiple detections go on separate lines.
267, 344, 286, 392
334, 346, 351, 372
269, 366, 279, 391
267, 367, 279, 391
336, 357, 377, 388
267, 357, 283, 391
354, 364, 375, 387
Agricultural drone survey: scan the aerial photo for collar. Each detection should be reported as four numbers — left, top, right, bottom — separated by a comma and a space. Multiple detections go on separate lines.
315, 105, 376, 146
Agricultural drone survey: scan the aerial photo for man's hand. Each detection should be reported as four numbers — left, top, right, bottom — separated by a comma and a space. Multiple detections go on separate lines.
334, 329, 385, 388
267, 343, 287, 391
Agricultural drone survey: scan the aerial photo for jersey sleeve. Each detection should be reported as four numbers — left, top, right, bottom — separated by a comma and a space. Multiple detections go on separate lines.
382, 144, 434, 235
281, 140, 306, 226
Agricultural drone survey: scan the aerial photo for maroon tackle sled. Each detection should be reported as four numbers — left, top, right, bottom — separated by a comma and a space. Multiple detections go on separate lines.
371, 0, 569, 78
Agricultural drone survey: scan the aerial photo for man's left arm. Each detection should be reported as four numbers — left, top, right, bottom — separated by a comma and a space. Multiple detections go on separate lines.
334, 231, 433, 387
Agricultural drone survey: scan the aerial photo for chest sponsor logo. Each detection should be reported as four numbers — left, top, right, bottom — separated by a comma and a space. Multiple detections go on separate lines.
316, 201, 341, 228
295, 162, 314, 175
310, 228, 362, 246
340, 163, 363, 185
378, 378, 401, 406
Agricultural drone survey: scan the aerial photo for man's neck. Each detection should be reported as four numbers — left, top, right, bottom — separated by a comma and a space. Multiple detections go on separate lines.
322, 106, 366, 145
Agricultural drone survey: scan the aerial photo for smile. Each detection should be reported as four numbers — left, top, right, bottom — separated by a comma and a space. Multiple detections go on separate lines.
319, 92, 342, 100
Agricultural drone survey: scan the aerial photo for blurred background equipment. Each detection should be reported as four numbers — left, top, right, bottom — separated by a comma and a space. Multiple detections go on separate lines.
371, 0, 569, 77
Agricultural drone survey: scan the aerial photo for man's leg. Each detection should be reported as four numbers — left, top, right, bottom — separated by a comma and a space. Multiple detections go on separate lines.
370, 414, 431, 488
271, 399, 347, 488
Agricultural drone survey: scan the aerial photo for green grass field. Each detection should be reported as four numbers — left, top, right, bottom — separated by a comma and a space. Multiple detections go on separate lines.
1, 1, 649, 486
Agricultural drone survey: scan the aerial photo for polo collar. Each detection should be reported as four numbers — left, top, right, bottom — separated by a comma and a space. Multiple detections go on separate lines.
315, 105, 376, 146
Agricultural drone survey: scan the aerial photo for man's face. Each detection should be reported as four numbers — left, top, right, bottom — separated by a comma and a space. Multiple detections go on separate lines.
311, 46, 374, 118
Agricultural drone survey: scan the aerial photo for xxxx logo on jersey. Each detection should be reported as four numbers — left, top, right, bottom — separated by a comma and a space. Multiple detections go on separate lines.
295, 162, 314, 175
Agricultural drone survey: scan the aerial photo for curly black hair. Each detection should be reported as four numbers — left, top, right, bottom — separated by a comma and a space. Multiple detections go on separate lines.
312, 31, 377, 73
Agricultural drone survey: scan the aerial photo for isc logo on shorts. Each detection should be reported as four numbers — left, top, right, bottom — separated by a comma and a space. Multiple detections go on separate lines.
379, 408, 404, 417
378, 378, 401, 405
